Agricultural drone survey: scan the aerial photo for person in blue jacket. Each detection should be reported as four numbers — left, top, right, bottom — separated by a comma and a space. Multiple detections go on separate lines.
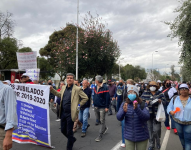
167, 83, 191, 150
117, 85, 150, 150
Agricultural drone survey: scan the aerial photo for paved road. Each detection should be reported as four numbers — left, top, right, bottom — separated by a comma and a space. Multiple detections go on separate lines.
12, 107, 182, 150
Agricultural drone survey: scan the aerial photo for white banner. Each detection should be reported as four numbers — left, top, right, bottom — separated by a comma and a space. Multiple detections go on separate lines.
10, 84, 53, 148
26, 69, 40, 81
16, 52, 37, 69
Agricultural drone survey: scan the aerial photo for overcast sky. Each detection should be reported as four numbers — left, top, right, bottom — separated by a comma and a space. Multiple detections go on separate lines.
0, 0, 183, 74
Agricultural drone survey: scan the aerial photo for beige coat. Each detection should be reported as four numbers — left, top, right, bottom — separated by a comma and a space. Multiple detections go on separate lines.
50, 84, 88, 122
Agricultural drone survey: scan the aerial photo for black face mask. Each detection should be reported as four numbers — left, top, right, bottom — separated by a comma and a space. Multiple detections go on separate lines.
119, 82, 123, 86
166, 83, 171, 88
48, 82, 52, 85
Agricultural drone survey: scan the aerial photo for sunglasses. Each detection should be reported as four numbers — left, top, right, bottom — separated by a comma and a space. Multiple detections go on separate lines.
149, 85, 157, 87
180, 88, 189, 91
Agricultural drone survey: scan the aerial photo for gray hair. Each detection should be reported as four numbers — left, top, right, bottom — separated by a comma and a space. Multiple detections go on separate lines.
60, 81, 65, 85
95, 75, 103, 83
66, 73, 75, 79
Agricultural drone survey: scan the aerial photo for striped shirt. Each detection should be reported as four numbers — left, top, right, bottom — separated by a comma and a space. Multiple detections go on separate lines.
141, 90, 166, 117
0, 81, 18, 130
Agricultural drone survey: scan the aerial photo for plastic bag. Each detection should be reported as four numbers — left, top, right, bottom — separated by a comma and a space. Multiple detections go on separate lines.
156, 103, 166, 122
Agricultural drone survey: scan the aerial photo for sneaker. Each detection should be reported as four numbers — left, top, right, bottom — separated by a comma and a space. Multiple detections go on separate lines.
55, 119, 61, 122
156, 143, 161, 149
95, 122, 100, 126
95, 135, 102, 142
148, 147, 154, 150
166, 126, 170, 130
120, 143, 125, 148
103, 127, 108, 135
81, 132, 86, 137
174, 128, 178, 134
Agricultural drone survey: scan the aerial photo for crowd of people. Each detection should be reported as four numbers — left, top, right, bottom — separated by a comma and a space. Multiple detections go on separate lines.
1, 71, 191, 150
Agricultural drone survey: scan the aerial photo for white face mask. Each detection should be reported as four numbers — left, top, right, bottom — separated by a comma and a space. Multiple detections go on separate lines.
150, 86, 156, 91
127, 84, 130, 87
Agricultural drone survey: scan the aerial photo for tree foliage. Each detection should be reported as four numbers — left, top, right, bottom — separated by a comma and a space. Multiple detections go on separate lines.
121, 64, 146, 81
39, 12, 120, 80
0, 37, 18, 69
0, 11, 14, 40
165, 0, 191, 80
18, 47, 32, 52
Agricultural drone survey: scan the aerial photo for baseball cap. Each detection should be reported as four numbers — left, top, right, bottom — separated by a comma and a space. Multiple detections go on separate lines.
3, 80, 11, 85
21, 73, 30, 77
15, 79, 19, 82
179, 84, 189, 90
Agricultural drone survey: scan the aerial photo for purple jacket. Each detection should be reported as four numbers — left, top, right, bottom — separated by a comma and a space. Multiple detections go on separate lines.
117, 102, 150, 142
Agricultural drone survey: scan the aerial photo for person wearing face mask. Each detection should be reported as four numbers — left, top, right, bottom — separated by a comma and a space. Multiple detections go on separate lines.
117, 85, 150, 150
167, 84, 191, 150
161, 80, 178, 134
141, 81, 166, 150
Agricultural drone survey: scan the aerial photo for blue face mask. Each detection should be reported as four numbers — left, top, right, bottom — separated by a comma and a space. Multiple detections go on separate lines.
128, 94, 136, 101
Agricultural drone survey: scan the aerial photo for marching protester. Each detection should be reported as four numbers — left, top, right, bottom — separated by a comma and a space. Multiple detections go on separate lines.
108, 79, 117, 115
161, 80, 178, 134
167, 83, 191, 150
54, 81, 65, 122
0, 72, 18, 150
50, 73, 88, 150
20, 73, 34, 84
141, 81, 166, 150
115, 79, 126, 112
90, 81, 96, 107
117, 85, 150, 150
93, 75, 110, 142
79, 79, 92, 137
117, 79, 134, 148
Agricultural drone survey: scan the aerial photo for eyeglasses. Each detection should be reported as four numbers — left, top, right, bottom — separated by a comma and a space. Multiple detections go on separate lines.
128, 91, 136, 94
149, 85, 157, 87
180, 88, 189, 91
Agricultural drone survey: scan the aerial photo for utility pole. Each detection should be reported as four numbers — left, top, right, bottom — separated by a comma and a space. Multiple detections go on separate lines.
76, 0, 79, 80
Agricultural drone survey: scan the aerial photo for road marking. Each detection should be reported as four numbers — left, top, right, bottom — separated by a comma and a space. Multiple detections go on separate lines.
161, 120, 172, 150
111, 140, 122, 150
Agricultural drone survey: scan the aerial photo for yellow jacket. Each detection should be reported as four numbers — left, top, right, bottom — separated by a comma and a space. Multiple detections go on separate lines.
50, 84, 88, 122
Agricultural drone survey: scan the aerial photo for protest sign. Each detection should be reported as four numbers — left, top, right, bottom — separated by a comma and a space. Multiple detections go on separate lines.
11, 84, 53, 148
16, 52, 37, 69
26, 69, 40, 81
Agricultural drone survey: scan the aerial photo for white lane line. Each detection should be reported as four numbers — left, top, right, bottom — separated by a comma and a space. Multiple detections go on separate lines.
161, 120, 172, 150
111, 140, 122, 150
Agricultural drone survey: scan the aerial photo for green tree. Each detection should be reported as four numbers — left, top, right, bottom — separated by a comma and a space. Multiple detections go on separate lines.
0, 37, 18, 69
37, 57, 55, 80
18, 47, 32, 52
165, 0, 191, 80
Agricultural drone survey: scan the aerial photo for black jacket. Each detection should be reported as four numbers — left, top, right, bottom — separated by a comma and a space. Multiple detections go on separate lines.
81, 87, 92, 109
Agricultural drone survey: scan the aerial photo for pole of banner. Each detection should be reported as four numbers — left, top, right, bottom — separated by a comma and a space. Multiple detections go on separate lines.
76, 0, 79, 80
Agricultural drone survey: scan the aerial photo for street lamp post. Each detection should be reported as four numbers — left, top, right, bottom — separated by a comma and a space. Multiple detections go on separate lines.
119, 58, 124, 80
76, 0, 79, 80
152, 51, 158, 73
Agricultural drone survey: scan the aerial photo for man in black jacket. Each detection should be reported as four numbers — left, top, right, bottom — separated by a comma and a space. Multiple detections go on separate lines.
79, 79, 92, 137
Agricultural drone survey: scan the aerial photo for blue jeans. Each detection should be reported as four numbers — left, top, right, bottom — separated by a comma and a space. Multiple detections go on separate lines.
164, 102, 175, 129
121, 119, 125, 144
117, 97, 122, 112
79, 107, 89, 133
175, 122, 191, 150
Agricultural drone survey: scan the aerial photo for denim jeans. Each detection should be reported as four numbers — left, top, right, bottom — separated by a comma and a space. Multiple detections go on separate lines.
117, 97, 122, 112
94, 107, 107, 134
164, 102, 175, 129
121, 119, 125, 144
79, 107, 89, 133
175, 122, 191, 150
